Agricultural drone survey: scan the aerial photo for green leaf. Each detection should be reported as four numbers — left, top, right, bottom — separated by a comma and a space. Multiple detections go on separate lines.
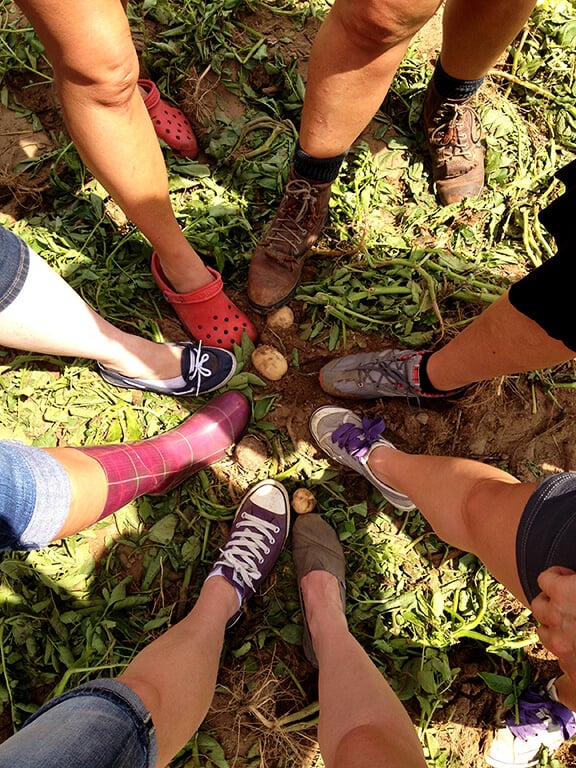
279, 624, 302, 645
147, 515, 178, 544
478, 672, 514, 694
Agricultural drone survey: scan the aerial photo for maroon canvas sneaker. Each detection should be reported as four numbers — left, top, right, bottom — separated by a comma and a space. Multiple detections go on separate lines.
206, 479, 290, 626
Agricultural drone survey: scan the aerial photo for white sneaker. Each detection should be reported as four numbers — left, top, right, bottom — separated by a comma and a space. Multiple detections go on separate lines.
308, 406, 416, 512
486, 681, 576, 768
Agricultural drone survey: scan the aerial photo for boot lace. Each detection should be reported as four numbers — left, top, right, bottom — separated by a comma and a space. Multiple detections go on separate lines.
263, 179, 323, 263
430, 101, 481, 162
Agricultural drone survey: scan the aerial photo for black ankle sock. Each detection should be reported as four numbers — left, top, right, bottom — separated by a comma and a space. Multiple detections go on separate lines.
418, 351, 449, 394
293, 141, 348, 183
432, 59, 484, 101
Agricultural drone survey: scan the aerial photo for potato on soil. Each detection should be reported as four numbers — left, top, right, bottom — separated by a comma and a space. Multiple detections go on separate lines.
251, 344, 288, 381
234, 435, 268, 471
292, 487, 317, 515
266, 306, 294, 330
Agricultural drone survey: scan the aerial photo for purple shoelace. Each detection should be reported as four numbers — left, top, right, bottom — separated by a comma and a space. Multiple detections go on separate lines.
506, 685, 576, 742
331, 415, 386, 459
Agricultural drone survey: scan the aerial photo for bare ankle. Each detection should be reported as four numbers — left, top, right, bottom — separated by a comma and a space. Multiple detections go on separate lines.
554, 675, 576, 711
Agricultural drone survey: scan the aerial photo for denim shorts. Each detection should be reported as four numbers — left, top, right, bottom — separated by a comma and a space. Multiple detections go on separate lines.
0, 679, 157, 768
0, 226, 29, 312
516, 472, 576, 603
0, 441, 70, 550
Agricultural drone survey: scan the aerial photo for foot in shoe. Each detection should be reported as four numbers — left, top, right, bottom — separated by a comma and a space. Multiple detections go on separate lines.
319, 349, 464, 401
248, 168, 332, 311
486, 680, 576, 768
205, 479, 290, 626
79, 390, 250, 519
292, 514, 346, 667
309, 406, 415, 511
98, 341, 237, 396
152, 254, 258, 350
423, 80, 484, 205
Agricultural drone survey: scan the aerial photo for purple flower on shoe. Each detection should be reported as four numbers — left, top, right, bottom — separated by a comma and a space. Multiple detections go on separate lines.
505, 685, 576, 742
331, 415, 386, 459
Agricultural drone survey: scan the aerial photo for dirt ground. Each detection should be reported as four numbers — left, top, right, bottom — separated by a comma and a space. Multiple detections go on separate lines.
2, 5, 576, 767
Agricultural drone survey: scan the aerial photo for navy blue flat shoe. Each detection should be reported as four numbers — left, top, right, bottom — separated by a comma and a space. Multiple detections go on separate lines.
98, 341, 237, 396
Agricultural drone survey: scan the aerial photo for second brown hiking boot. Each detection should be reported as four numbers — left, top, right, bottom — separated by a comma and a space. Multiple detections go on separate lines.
248, 168, 332, 311
423, 80, 484, 205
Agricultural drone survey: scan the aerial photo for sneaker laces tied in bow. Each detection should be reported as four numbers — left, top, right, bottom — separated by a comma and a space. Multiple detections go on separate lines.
331, 415, 386, 459
216, 513, 281, 590
505, 685, 576, 742
185, 341, 213, 396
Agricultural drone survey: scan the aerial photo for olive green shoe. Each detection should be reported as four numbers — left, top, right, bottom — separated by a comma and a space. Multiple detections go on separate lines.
292, 514, 346, 667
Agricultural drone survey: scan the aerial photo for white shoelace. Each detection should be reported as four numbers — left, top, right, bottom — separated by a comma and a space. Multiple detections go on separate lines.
187, 341, 213, 395
217, 512, 280, 590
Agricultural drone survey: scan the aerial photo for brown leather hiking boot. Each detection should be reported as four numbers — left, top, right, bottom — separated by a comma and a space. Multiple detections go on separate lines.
248, 168, 332, 311
423, 80, 484, 205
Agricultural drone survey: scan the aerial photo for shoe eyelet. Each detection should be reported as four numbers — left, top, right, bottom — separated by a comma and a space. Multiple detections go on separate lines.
273, 526, 280, 533
263, 546, 270, 555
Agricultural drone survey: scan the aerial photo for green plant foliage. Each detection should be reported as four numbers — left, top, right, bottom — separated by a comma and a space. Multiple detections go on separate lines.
0, 0, 574, 765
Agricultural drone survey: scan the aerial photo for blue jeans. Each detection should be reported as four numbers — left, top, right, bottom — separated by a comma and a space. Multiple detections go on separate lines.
0, 680, 157, 767
0, 440, 70, 550
0, 226, 29, 311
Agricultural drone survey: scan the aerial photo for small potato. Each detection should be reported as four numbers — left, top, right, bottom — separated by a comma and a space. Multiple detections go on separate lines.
292, 487, 317, 515
267, 306, 294, 330
234, 435, 268, 471
251, 344, 288, 381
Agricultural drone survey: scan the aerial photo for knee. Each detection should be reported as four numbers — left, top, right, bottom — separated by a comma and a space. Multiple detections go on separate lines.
331, 724, 424, 768
119, 676, 161, 717
331, 725, 388, 768
332, 0, 439, 52
456, 477, 510, 551
55, 39, 140, 111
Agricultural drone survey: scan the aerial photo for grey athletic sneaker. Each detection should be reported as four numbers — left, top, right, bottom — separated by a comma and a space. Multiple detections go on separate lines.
309, 406, 415, 511
319, 349, 459, 401
207, 479, 290, 626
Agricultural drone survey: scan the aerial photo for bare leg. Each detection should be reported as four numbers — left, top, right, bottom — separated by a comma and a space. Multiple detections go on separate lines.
1, 241, 184, 380
15, 0, 211, 294
440, 0, 536, 80
301, 569, 427, 768
119, 576, 237, 767
0, 479, 285, 766
366, 447, 576, 709
45, 449, 108, 538
299, 0, 442, 158
427, 295, 575, 392
369, 446, 534, 600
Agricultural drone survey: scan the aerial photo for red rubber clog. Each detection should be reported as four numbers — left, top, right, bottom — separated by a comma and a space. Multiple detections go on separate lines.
152, 253, 258, 350
139, 78, 199, 159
